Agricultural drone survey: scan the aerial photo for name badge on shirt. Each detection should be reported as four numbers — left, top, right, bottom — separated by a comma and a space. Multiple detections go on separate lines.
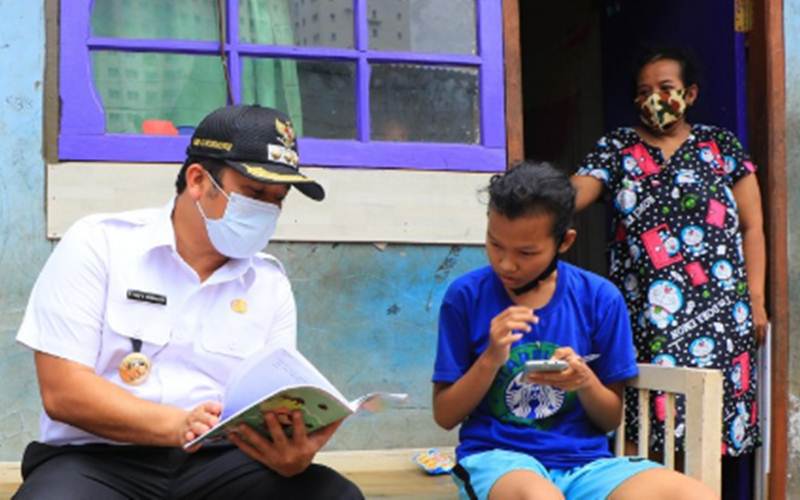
126, 289, 167, 305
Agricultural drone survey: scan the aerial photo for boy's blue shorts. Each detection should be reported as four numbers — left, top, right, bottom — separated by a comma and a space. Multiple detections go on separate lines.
451, 449, 662, 500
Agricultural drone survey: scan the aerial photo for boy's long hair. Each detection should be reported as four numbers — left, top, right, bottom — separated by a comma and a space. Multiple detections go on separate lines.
486, 161, 575, 240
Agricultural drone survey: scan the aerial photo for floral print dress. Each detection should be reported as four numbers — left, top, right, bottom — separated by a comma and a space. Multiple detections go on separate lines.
576, 124, 759, 456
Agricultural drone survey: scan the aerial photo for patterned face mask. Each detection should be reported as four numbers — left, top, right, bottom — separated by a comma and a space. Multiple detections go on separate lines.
635, 88, 688, 132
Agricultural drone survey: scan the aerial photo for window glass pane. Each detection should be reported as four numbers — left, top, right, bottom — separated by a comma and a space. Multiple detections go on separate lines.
241, 58, 356, 139
240, 0, 354, 49
91, 0, 220, 40
367, 0, 476, 54
91, 51, 228, 134
371, 63, 479, 143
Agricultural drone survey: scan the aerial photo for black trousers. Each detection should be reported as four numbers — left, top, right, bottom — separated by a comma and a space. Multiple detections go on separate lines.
13, 441, 364, 500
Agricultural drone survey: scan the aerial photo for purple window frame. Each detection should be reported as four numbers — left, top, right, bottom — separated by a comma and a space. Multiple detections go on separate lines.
59, 0, 506, 172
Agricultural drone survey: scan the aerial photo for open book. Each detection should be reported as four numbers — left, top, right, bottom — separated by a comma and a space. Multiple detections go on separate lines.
184, 347, 407, 449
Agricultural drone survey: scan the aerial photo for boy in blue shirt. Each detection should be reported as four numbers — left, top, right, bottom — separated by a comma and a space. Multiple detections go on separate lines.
432, 162, 717, 499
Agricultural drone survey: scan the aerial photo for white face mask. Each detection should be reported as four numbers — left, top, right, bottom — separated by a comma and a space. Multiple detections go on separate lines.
196, 174, 281, 259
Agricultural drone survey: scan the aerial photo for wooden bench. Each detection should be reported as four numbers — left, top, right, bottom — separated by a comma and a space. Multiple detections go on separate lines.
0, 364, 722, 499
0, 450, 458, 500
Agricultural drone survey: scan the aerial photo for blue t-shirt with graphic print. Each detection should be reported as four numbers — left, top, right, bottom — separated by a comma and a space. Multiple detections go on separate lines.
432, 261, 638, 470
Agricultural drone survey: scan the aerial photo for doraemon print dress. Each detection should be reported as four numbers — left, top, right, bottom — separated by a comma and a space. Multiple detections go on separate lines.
577, 124, 759, 456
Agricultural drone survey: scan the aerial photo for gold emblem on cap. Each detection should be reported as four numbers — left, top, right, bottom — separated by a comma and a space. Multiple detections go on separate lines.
119, 352, 151, 385
231, 298, 248, 314
275, 118, 296, 148
243, 164, 308, 181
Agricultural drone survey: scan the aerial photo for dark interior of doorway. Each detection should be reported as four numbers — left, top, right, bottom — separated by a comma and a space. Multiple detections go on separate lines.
519, 0, 608, 275
519, 0, 747, 276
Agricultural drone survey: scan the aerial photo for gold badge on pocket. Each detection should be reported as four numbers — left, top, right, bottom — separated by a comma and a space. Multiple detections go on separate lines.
231, 298, 248, 314
119, 352, 151, 385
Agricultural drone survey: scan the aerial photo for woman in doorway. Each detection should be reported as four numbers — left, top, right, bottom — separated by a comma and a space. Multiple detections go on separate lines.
571, 47, 767, 499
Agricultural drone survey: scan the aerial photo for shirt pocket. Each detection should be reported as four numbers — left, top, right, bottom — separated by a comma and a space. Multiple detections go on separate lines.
200, 304, 271, 359
105, 296, 171, 348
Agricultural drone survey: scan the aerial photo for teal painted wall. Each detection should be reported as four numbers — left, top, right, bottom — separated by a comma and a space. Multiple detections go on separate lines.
0, 0, 53, 461
785, 0, 800, 495
0, 2, 492, 460
272, 243, 485, 450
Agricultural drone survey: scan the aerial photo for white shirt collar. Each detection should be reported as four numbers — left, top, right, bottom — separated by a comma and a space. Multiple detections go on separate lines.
145, 198, 257, 284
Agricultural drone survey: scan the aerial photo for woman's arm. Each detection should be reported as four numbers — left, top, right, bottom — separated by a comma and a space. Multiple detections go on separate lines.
571, 175, 604, 212
732, 174, 768, 343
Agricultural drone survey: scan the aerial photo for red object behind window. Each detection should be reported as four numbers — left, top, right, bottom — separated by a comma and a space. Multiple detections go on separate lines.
142, 119, 178, 136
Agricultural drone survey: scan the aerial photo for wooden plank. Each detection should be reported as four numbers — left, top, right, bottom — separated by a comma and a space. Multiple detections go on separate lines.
47, 163, 492, 244
341, 470, 456, 500
683, 368, 723, 496
502, 0, 524, 167
762, 0, 789, 497
314, 448, 454, 473
614, 389, 626, 456
748, 0, 789, 496
624, 364, 722, 491
637, 389, 650, 458
0, 462, 20, 500
628, 365, 720, 395
664, 392, 675, 470
315, 448, 459, 499
44, 0, 59, 162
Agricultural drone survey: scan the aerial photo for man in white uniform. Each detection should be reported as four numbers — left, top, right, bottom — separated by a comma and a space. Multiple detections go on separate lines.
13, 105, 363, 499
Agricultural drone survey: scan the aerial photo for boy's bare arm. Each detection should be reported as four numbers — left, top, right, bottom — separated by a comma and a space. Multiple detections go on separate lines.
575, 379, 625, 432
433, 306, 538, 430
432, 356, 500, 430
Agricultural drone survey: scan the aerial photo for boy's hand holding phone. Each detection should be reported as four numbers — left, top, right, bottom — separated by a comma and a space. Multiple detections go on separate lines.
525, 347, 600, 392
524, 359, 569, 373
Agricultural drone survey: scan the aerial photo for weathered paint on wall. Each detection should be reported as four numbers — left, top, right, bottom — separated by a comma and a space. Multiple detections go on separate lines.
0, 1, 491, 460
0, 0, 53, 461
271, 243, 486, 449
785, 0, 800, 494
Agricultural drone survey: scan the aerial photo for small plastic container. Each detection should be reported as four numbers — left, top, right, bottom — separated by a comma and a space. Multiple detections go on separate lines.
413, 448, 455, 475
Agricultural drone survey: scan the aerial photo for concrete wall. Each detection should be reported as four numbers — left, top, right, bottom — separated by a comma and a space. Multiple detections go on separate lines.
785, 0, 800, 495
0, 1, 489, 461
272, 243, 484, 450
0, 0, 54, 460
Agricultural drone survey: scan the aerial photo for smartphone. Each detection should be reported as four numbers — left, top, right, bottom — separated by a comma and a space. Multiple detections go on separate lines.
524, 359, 568, 373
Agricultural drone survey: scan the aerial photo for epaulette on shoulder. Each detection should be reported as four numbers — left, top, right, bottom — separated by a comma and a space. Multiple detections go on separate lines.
87, 207, 161, 229
253, 252, 287, 275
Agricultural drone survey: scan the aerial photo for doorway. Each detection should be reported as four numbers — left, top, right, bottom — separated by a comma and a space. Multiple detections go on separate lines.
519, 1, 748, 275
515, 0, 787, 496
519, 0, 607, 274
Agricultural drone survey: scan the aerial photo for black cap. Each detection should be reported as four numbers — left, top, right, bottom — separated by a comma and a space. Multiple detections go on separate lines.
186, 105, 325, 201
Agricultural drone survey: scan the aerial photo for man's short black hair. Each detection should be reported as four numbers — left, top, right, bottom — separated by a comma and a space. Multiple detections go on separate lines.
487, 161, 575, 240
175, 156, 227, 194
631, 46, 702, 98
